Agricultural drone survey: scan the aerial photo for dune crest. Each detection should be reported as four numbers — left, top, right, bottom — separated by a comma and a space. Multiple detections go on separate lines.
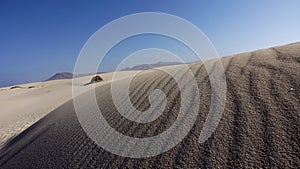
0, 43, 300, 168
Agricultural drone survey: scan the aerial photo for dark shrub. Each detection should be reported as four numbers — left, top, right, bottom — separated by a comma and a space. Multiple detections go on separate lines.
91, 75, 103, 83
10, 86, 22, 89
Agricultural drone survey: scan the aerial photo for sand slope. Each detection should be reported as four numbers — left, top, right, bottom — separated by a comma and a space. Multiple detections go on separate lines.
0, 71, 139, 148
0, 43, 299, 168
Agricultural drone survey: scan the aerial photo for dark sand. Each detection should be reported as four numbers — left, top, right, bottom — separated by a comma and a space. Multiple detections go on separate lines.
0, 43, 299, 168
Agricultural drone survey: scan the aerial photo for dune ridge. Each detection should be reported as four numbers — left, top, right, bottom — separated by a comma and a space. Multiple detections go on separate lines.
0, 43, 299, 168
0, 71, 140, 148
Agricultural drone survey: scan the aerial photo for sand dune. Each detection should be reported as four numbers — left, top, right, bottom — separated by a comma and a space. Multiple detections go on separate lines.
0, 43, 299, 168
0, 71, 140, 148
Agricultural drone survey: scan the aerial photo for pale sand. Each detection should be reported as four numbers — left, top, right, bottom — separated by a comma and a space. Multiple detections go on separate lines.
0, 71, 140, 148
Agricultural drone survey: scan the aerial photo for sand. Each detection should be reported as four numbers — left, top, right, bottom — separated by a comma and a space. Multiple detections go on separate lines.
0, 43, 299, 168
0, 71, 140, 148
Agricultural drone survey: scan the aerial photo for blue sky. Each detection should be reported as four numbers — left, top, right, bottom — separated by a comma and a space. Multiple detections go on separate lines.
1, 0, 300, 87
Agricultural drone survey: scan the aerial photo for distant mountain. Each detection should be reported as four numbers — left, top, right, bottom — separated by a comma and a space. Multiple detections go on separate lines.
46, 62, 182, 81
46, 72, 73, 81
121, 61, 183, 71
46, 72, 106, 81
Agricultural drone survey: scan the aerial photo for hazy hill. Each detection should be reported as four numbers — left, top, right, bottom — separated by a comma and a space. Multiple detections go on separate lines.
121, 61, 182, 71
46, 72, 74, 81
46, 72, 106, 81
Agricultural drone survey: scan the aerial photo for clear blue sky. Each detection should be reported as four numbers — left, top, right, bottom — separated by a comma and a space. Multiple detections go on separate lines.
1, 0, 300, 87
